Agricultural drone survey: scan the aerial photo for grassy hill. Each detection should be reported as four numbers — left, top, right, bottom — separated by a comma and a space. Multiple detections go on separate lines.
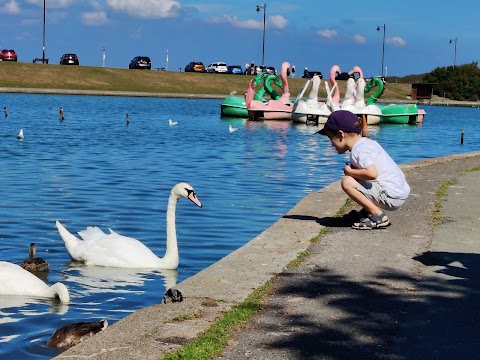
0, 61, 415, 101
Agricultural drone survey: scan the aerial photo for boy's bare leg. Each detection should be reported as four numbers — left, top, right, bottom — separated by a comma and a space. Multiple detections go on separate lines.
341, 176, 384, 217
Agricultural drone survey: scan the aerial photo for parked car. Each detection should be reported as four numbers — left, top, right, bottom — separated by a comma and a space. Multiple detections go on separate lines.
336, 72, 351, 80
185, 61, 206, 72
302, 70, 323, 79
206, 62, 228, 73
227, 65, 243, 75
256, 65, 276, 75
129, 56, 151, 70
0, 49, 17, 61
59, 53, 79, 65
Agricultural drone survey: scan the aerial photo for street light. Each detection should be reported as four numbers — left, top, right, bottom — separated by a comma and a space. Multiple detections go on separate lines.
42, 0, 46, 64
376, 24, 386, 77
256, 3, 266, 67
449, 37, 457, 67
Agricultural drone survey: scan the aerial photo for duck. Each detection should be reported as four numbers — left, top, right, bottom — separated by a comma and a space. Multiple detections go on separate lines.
20, 242, 50, 273
168, 119, 178, 126
47, 319, 108, 348
56, 182, 202, 269
17, 129, 24, 140
0, 261, 69, 303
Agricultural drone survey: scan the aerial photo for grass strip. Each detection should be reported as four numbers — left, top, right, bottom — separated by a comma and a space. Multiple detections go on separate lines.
161, 282, 270, 360
430, 179, 456, 226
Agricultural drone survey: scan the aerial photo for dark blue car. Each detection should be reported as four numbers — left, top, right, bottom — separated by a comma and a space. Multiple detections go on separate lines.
227, 65, 243, 75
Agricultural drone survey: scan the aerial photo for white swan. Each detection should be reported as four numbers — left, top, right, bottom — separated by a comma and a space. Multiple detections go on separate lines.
17, 129, 24, 140
0, 261, 70, 303
168, 119, 178, 126
228, 124, 238, 133
56, 182, 202, 269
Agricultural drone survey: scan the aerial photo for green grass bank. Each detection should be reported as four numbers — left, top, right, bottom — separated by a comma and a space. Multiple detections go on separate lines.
0, 61, 415, 100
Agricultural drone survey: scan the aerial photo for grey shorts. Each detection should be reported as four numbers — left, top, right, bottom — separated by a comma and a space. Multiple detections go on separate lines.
356, 181, 405, 211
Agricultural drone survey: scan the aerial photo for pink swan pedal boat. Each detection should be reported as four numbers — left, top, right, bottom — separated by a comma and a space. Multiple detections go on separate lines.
245, 62, 293, 121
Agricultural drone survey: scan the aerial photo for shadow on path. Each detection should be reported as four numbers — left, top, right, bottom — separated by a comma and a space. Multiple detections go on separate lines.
230, 251, 480, 360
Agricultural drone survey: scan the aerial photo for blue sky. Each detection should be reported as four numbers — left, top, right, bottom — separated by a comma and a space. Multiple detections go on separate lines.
0, 0, 478, 77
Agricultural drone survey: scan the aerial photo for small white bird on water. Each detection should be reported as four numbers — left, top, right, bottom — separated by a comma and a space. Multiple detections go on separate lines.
169, 119, 178, 126
17, 129, 24, 140
229, 124, 238, 133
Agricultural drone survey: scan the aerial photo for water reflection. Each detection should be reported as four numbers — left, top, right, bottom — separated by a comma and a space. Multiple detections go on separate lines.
0, 297, 68, 315
64, 263, 179, 296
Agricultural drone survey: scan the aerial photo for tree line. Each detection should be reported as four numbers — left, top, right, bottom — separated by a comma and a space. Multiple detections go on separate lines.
423, 62, 480, 101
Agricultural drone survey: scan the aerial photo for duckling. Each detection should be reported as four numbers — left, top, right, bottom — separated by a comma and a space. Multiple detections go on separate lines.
20, 242, 49, 273
47, 319, 108, 348
162, 288, 184, 304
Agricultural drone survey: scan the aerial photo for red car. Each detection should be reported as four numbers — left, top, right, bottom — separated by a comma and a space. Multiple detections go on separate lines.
1, 49, 17, 61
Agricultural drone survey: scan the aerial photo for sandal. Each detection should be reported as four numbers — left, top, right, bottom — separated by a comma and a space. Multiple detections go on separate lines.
352, 211, 390, 230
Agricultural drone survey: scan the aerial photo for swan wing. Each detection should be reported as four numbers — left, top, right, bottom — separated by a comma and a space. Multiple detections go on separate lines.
69, 229, 162, 268
0, 261, 48, 296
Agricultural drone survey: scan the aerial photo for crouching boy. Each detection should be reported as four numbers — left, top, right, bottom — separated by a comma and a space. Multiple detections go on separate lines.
316, 110, 410, 230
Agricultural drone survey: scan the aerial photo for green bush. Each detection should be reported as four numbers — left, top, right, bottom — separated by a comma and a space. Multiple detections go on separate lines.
424, 62, 480, 101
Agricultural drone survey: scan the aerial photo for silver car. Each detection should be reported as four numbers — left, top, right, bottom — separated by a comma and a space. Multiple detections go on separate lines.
206, 62, 228, 73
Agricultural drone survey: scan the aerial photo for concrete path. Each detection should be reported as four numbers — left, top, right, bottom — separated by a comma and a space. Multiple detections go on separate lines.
55, 153, 480, 360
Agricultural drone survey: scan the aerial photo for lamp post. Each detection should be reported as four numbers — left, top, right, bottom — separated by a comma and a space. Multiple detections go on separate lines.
449, 37, 457, 67
42, 0, 46, 63
256, 3, 266, 67
376, 24, 386, 77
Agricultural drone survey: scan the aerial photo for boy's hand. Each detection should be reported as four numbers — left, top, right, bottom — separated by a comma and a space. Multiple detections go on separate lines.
344, 163, 351, 175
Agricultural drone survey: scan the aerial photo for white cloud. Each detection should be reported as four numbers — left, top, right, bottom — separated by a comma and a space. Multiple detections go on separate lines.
317, 29, 337, 39
387, 36, 406, 46
106, 0, 180, 19
0, 0, 20, 14
219, 14, 287, 30
82, 11, 109, 26
267, 15, 288, 30
353, 34, 366, 44
218, 15, 259, 29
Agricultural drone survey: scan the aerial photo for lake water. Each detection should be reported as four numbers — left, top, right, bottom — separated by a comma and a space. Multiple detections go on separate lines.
0, 94, 478, 359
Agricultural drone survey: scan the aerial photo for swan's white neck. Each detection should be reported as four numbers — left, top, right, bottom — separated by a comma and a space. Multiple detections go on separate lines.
355, 78, 366, 105
48, 283, 70, 303
163, 193, 179, 269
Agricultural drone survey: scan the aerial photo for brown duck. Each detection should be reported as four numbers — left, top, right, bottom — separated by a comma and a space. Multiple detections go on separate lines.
20, 243, 49, 273
47, 319, 108, 348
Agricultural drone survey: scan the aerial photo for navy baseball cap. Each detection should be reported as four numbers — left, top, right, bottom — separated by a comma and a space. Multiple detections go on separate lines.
316, 110, 362, 135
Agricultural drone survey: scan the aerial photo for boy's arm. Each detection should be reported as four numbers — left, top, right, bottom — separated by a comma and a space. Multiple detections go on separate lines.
344, 164, 378, 180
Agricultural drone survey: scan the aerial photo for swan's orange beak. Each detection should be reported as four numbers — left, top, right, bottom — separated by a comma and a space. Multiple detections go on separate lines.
188, 192, 202, 208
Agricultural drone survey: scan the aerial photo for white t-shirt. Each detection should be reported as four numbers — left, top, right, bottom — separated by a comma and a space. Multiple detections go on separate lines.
350, 137, 410, 199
